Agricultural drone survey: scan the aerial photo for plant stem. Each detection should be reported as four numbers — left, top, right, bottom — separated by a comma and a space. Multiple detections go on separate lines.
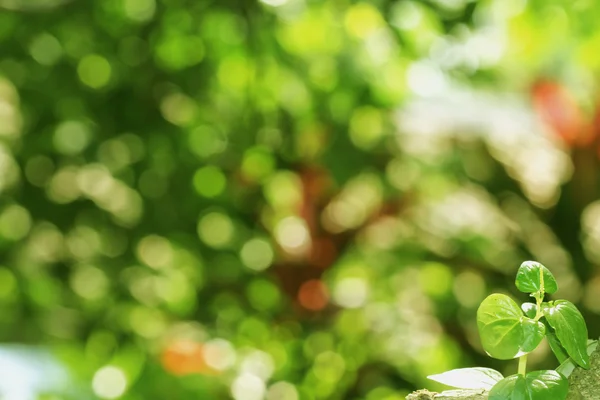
518, 354, 527, 376
533, 267, 546, 321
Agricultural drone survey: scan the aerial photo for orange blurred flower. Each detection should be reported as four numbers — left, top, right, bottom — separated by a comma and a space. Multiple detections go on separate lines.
298, 279, 329, 311
161, 340, 216, 376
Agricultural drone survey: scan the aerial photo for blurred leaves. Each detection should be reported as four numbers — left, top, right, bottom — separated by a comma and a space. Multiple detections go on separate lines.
1, 0, 600, 399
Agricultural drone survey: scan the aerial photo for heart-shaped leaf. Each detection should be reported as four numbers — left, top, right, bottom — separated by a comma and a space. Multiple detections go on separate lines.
489, 374, 525, 400
521, 318, 545, 353
515, 261, 558, 294
524, 370, 568, 400
542, 300, 589, 369
477, 294, 525, 359
427, 367, 504, 390
489, 370, 568, 400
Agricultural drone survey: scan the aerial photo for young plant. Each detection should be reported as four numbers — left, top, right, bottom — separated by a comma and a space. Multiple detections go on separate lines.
427, 261, 594, 400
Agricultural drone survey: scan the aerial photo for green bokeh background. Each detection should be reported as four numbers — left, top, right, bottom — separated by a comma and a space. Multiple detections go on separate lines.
1, 0, 600, 398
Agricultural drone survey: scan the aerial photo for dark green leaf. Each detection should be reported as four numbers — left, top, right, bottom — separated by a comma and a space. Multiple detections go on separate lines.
489, 371, 568, 400
515, 261, 558, 294
542, 319, 569, 363
521, 303, 537, 319
427, 367, 504, 390
547, 332, 569, 364
477, 294, 525, 359
542, 300, 589, 369
520, 318, 545, 353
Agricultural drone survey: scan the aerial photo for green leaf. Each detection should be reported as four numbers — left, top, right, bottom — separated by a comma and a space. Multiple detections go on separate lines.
523, 370, 569, 400
521, 303, 537, 319
541, 319, 569, 363
515, 261, 558, 294
489, 371, 568, 400
489, 374, 526, 400
477, 294, 525, 359
520, 318, 545, 353
556, 357, 577, 379
427, 367, 504, 390
542, 300, 590, 369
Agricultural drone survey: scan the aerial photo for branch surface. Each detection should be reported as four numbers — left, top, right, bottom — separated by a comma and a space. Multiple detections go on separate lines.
406, 389, 487, 400
407, 343, 600, 400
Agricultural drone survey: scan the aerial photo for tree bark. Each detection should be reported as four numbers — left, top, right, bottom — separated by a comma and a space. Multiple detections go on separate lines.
407, 344, 600, 400
406, 389, 487, 400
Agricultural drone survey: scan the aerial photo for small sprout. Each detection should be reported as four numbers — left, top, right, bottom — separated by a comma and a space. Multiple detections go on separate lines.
429, 261, 593, 400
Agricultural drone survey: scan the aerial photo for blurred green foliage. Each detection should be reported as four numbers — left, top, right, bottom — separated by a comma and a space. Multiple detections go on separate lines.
1, 0, 600, 399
